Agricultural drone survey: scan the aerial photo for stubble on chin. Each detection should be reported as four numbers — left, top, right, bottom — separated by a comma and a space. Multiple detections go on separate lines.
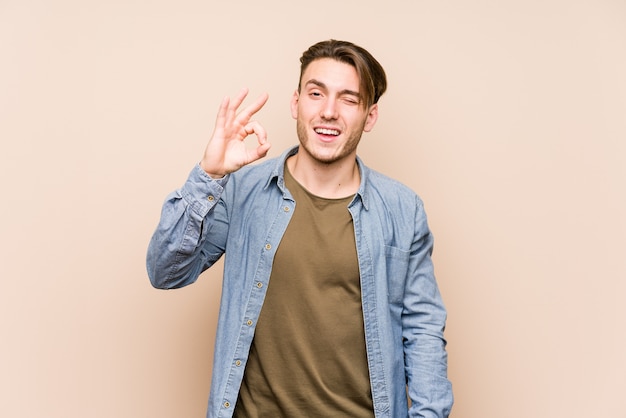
295, 120, 363, 165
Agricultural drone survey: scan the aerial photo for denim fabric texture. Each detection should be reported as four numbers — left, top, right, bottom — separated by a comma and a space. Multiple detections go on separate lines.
147, 146, 453, 418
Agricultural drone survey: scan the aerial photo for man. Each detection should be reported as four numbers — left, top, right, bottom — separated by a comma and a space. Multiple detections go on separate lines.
147, 39, 453, 418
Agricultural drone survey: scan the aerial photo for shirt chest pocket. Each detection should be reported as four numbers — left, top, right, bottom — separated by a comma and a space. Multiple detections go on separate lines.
383, 245, 410, 304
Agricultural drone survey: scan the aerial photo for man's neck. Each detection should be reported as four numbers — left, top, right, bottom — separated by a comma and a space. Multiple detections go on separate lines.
286, 151, 360, 199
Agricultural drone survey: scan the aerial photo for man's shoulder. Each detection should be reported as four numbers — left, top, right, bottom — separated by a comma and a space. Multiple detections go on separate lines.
237, 156, 279, 176
364, 165, 421, 202
361, 166, 428, 224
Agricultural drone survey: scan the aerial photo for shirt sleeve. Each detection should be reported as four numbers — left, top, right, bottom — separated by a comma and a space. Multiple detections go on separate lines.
146, 163, 230, 289
403, 197, 454, 417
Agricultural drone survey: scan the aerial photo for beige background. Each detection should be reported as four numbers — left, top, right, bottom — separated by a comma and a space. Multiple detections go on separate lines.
1, 0, 625, 417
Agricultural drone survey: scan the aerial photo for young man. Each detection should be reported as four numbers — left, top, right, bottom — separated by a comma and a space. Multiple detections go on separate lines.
147, 39, 453, 418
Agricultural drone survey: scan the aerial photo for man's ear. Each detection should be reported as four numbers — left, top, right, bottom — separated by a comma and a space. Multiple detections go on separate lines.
363, 103, 379, 132
290, 90, 300, 119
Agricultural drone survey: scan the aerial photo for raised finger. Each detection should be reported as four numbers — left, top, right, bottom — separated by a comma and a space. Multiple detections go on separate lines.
237, 92, 269, 124
224, 88, 250, 125
230, 87, 250, 111
214, 95, 231, 130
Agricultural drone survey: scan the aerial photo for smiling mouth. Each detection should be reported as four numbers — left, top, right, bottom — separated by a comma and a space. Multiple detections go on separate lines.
314, 127, 340, 136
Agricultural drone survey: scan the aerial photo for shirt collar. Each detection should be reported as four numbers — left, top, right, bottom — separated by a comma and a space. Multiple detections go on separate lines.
265, 145, 370, 210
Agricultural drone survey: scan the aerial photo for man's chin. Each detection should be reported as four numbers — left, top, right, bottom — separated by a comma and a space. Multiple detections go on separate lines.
301, 144, 339, 164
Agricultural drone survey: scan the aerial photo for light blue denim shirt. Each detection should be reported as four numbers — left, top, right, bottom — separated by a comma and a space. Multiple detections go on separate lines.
147, 146, 453, 418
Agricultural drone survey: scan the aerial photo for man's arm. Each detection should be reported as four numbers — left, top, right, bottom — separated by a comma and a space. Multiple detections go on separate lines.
146, 88, 271, 288
403, 198, 453, 417
146, 166, 230, 289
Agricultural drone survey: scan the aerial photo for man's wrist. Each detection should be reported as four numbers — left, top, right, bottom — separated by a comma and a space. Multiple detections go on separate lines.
199, 162, 226, 179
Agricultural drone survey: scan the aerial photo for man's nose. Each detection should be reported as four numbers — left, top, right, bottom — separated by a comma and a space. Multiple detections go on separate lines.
320, 98, 338, 120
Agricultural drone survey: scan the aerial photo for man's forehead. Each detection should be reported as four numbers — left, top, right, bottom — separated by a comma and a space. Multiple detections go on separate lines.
300, 59, 360, 91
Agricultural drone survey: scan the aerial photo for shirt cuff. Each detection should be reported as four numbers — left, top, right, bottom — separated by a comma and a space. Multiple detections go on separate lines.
180, 164, 230, 216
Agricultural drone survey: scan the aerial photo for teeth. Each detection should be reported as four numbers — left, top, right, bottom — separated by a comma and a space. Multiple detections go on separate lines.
315, 128, 340, 136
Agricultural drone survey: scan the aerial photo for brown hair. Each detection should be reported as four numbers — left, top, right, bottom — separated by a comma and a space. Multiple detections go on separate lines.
298, 39, 387, 108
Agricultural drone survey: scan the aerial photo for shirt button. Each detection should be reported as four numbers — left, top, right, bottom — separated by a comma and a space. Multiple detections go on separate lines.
207, 195, 214, 202
283, 206, 290, 212
235, 360, 242, 366
265, 243, 272, 250
246, 319, 253, 326
256, 282, 263, 288
223, 401, 231, 408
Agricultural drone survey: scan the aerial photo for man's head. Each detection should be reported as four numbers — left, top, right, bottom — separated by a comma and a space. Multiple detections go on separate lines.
290, 40, 386, 166
298, 39, 387, 109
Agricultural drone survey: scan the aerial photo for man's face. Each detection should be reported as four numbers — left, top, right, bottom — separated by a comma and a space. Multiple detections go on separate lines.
291, 58, 378, 165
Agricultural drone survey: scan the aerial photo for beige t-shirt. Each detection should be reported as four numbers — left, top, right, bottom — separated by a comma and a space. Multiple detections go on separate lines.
234, 165, 374, 418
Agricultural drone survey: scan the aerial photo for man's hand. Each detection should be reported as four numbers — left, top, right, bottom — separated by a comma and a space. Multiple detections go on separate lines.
200, 88, 270, 178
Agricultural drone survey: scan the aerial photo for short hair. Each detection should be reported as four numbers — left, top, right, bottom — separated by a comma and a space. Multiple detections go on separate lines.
298, 39, 387, 108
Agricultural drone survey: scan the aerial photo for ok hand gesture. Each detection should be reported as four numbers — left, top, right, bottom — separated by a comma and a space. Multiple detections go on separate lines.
200, 88, 271, 178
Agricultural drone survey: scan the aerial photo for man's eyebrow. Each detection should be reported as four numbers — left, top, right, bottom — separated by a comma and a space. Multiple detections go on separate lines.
305, 79, 361, 98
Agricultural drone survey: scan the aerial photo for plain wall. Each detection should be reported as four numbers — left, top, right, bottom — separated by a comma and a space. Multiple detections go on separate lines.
1, 0, 625, 416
